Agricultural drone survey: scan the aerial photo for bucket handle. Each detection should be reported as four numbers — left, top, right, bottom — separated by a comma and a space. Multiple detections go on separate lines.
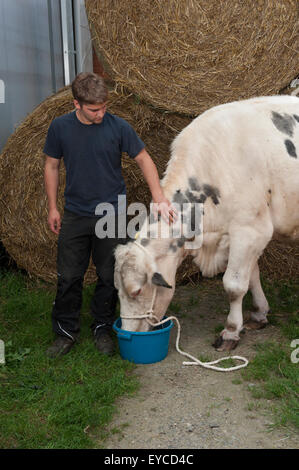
117, 331, 132, 341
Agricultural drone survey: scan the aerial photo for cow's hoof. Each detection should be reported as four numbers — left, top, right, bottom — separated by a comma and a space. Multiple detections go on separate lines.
243, 319, 268, 330
213, 336, 239, 352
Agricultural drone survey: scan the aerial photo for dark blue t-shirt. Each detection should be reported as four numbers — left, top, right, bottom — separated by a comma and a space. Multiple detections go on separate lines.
43, 111, 145, 216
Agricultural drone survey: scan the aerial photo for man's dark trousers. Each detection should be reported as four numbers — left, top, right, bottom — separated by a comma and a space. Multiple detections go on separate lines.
52, 209, 125, 341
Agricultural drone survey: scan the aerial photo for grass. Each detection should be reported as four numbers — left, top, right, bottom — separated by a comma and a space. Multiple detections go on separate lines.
1, 268, 298, 447
242, 279, 299, 430
0, 269, 138, 449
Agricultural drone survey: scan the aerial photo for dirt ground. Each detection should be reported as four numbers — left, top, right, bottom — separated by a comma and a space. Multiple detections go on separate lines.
101, 280, 298, 449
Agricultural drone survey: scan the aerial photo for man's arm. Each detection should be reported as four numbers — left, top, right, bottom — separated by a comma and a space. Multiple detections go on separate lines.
44, 155, 61, 234
134, 148, 176, 223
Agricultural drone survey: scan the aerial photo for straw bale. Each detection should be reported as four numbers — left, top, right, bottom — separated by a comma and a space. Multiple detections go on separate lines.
0, 86, 297, 285
86, 0, 299, 115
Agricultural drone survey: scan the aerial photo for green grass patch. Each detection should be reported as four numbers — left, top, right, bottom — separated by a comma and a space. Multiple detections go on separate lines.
242, 279, 299, 430
242, 340, 299, 429
0, 270, 138, 449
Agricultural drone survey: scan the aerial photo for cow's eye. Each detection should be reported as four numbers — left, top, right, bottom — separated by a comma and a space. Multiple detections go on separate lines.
130, 288, 141, 298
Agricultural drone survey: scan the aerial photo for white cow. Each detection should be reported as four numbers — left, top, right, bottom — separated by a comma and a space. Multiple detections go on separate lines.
114, 96, 299, 351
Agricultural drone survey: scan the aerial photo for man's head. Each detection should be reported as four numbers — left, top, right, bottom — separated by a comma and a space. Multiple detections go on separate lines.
72, 72, 108, 124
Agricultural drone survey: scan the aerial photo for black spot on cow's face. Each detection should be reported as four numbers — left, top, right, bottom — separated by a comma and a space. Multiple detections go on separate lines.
271, 111, 296, 137
284, 139, 297, 159
188, 177, 201, 192
202, 184, 220, 205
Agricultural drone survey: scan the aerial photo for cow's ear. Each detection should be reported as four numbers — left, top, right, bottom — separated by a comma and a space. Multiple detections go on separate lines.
151, 272, 172, 289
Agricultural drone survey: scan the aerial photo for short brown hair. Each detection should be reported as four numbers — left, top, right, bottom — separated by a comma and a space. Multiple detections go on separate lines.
71, 72, 108, 105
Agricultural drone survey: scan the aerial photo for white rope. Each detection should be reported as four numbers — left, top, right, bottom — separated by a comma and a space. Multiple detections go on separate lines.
123, 240, 249, 372
121, 310, 248, 372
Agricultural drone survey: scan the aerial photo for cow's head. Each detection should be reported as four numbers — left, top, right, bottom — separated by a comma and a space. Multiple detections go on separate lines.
114, 241, 177, 332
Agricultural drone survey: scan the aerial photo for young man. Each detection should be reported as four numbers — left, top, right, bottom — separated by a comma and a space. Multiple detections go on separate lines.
44, 72, 174, 358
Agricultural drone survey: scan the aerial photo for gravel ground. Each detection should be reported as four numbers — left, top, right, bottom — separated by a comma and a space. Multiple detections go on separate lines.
100, 282, 298, 449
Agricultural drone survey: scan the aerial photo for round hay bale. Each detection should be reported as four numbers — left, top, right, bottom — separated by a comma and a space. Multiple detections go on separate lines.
0, 86, 189, 284
259, 239, 299, 282
86, 0, 299, 115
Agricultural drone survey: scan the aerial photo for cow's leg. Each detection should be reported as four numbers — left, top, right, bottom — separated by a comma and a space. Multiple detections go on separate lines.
214, 222, 272, 351
244, 261, 269, 330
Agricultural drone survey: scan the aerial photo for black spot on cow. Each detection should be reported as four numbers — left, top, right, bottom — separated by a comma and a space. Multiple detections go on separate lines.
203, 184, 220, 205
185, 189, 203, 203
188, 177, 201, 192
293, 114, 299, 123
172, 189, 189, 207
177, 236, 186, 247
268, 189, 271, 194
271, 111, 296, 137
169, 242, 177, 253
284, 139, 297, 159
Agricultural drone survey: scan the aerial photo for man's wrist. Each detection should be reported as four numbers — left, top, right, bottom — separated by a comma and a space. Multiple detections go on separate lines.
152, 188, 165, 203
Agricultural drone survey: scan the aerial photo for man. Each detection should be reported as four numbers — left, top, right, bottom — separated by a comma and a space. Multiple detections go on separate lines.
44, 72, 174, 358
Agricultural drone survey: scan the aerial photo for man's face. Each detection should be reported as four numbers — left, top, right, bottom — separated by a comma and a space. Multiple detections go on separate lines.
74, 100, 107, 125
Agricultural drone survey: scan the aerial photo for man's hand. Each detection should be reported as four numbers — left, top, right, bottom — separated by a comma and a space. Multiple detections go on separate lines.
152, 195, 177, 224
48, 208, 61, 235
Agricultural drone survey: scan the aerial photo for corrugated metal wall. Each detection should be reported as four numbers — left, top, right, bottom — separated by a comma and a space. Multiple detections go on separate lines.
0, 0, 92, 153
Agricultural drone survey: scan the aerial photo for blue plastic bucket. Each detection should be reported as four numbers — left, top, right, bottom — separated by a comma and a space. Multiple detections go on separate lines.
113, 317, 174, 364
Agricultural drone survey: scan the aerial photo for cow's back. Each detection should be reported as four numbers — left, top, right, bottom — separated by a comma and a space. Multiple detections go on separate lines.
162, 96, 299, 239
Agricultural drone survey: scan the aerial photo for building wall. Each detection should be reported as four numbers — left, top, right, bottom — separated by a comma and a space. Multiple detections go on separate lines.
0, 0, 65, 152
0, 0, 93, 153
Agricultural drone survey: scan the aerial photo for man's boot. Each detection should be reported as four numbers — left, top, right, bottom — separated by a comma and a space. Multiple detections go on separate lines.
46, 335, 75, 358
94, 326, 115, 356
